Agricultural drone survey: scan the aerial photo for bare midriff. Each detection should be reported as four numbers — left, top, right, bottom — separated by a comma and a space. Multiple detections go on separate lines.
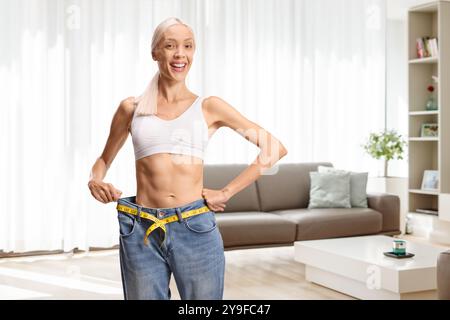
135, 153, 205, 209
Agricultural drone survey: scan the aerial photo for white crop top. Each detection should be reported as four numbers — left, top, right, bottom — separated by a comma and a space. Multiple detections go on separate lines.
130, 95, 210, 161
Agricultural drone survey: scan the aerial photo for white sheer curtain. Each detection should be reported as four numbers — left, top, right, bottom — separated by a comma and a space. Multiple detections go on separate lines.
0, 0, 386, 253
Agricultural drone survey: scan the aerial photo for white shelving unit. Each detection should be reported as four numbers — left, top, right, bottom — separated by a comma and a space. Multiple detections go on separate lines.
409, 57, 439, 64
407, 1, 450, 225
409, 110, 439, 115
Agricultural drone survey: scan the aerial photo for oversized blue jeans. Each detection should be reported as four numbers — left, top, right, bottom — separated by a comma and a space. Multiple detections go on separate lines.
116, 196, 226, 300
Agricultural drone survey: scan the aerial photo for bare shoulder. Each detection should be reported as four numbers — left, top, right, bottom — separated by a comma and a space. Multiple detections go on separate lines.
118, 96, 136, 115
204, 95, 230, 111
203, 96, 234, 124
111, 96, 136, 132
116, 96, 136, 121
203, 95, 254, 130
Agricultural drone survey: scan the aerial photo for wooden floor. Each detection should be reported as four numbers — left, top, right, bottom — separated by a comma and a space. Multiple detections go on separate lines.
0, 245, 353, 300
2, 234, 446, 300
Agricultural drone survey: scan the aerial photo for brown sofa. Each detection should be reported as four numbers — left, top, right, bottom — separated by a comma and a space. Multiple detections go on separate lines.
204, 162, 401, 250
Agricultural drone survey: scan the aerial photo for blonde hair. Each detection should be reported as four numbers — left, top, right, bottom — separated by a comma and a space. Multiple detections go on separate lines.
134, 17, 195, 116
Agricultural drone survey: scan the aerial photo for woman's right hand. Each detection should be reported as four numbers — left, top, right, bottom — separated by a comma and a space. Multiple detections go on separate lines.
88, 179, 122, 203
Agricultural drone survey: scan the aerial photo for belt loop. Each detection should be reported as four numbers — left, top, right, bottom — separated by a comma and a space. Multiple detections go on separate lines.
176, 207, 184, 223
136, 206, 142, 223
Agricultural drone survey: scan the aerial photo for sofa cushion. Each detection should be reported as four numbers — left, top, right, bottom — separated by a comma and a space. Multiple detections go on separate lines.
215, 212, 297, 248
256, 162, 333, 211
318, 166, 368, 208
270, 208, 382, 240
308, 171, 351, 208
203, 164, 260, 212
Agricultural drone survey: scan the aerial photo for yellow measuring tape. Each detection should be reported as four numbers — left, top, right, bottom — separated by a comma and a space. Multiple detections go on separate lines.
116, 203, 210, 247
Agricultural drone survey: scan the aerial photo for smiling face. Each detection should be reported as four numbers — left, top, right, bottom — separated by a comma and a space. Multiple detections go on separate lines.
152, 24, 195, 81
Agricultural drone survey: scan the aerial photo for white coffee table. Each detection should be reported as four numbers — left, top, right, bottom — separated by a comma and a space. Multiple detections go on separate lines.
294, 235, 445, 300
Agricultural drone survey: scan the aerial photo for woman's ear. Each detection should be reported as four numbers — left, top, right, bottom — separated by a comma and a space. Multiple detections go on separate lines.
151, 51, 157, 61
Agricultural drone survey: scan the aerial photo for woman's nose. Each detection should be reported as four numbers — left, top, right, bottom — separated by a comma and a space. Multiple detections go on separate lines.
175, 47, 186, 57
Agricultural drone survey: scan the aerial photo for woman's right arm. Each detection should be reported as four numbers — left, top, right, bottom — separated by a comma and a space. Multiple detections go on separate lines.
88, 97, 136, 204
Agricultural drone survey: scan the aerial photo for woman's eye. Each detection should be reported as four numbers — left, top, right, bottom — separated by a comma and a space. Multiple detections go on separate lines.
165, 44, 192, 49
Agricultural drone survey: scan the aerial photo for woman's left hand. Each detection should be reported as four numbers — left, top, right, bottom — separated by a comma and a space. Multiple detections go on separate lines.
202, 188, 229, 212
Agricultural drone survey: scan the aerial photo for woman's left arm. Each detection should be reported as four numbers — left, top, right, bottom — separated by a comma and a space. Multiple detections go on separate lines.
202, 96, 288, 212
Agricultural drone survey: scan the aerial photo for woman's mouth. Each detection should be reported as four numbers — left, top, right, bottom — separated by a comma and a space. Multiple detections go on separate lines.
170, 63, 187, 72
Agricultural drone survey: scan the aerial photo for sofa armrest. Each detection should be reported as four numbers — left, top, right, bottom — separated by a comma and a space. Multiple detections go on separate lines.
367, 192, 400, 232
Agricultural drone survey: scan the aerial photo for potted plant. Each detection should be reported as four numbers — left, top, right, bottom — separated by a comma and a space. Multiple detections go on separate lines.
362, 129, 407, 178
362, 129, 408, 233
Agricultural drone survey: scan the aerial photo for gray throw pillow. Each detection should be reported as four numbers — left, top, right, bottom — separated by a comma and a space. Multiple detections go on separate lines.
318, 166, 368, 208
308, 171, 351, 208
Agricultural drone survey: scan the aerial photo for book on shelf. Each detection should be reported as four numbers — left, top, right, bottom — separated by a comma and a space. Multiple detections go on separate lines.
415, 208, 438, 215
416, 37, 439, 58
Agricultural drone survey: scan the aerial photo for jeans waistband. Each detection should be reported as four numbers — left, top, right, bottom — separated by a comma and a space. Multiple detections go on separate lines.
117, 196, 207, 215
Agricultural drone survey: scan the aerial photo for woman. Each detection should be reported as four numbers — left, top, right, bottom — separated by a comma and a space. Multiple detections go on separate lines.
88, 17, 288, 300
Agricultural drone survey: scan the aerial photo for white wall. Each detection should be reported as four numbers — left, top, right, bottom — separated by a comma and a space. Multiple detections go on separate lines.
386, 19, 408, 177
